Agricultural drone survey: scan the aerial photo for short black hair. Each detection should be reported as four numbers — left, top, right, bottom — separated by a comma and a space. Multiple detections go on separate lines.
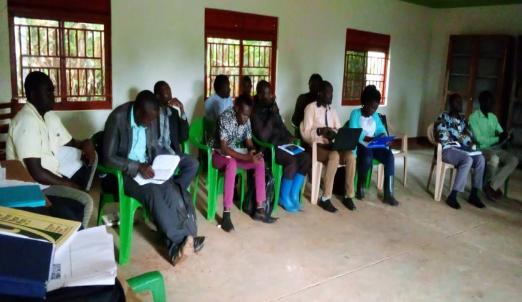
309, 73, 323, 83
235, 94, 253, 109
153, 81, 169, 94
479, 90, 493, 105
213, 75, 229, 92
256, 80, 270, 94
361, 85, 381, 105
448, 93, 462, 104
241, 75, 252, 84
135, 90, 159, 112
24, 71, 52, 96
319, 80, 333, 92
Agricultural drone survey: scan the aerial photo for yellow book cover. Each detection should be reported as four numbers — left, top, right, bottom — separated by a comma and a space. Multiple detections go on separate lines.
0, 206, 81, 248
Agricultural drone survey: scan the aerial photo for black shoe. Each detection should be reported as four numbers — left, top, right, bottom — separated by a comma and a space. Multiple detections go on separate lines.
253, 208, 278, 223
169, 239, 186, 267
342, 197, 356, 211
446, 197, 461, 209
468, 194, 486, 208
483, 184, 499, 201
383, 176, 399, 206
318, 198, 338, 213
193, 236, 205, 253
222, 212, 235, 232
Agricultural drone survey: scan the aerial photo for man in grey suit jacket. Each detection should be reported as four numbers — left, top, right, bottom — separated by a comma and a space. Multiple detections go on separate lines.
102, 90, 204, 266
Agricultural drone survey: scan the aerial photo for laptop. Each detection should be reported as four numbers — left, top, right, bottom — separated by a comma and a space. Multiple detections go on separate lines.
331, 128, 362, 151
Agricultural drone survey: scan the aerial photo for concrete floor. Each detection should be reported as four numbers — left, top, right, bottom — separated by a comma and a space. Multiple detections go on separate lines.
95, 149, 522, 302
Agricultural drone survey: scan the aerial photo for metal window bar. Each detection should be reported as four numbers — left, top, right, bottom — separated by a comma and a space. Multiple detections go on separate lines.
13, 18, 106, 104
343, 51, 388, 103
206, 37, 273, 98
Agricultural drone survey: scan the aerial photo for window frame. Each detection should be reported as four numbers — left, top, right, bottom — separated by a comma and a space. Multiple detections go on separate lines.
8, 2, 112, 111
204, 8, 278, 98
341, 28, 390, 106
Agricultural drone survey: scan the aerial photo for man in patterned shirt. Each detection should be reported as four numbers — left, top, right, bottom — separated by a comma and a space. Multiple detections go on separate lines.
435, 93, 485, 209
211, 95, 277, 232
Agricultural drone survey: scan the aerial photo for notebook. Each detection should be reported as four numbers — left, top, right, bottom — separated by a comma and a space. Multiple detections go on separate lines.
0, 185, 46, 208
278, 144, 305, 155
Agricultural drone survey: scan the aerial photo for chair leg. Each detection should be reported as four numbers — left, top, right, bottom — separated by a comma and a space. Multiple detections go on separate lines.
434, 164, 442, 201
127, 271, 166, 302
272, 165, 283, 214
504, 178, 509, 198
239, 169, 246, 211
403, 157, 408, 187
118, 198, 141, 265
206, 168, 218, 221
192, 167, 201, 206
96, 194, 110, 226
437, 167, 448, 202
427, 161, 435, 193
377, 164, 384, 192
365, 167, 373, 189
311, 162, 322, 205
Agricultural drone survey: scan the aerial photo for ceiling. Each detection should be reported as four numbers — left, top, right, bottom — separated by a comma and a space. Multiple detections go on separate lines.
400, 0, 522, 8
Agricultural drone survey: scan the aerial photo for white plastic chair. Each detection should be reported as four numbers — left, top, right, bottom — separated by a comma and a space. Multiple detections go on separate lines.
426, 123, 457, 201
310, 141, 346, 204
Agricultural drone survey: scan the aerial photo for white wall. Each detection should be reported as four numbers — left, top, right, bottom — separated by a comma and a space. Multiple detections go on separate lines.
420, 4, 522, 134
0, 0, 434, 138
3, 1, 521, 139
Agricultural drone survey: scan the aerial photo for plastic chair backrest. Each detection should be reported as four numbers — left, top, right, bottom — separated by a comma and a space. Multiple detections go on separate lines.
189, 117, 207, 148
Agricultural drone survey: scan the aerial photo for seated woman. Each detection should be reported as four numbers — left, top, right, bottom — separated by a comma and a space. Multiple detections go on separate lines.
348, 85, 399, 206
211, 95, 277, 232
301, 81, 357, 212
251, 80, 311, 212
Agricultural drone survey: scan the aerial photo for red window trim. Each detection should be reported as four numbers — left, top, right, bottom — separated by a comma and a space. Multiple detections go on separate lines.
341, 28, 390, 106
7, 0, 112, 111
204, 8, 278, 97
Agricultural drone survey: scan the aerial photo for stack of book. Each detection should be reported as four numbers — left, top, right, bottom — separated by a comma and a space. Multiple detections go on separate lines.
0, 207, 117, 299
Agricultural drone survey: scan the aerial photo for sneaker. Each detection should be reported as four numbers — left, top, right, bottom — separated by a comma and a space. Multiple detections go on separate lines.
341, 197, 356, 211
468, 194, 486, 208
318, 199, 338, 213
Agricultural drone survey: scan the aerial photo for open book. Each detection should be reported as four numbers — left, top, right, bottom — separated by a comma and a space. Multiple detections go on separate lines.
134, 154, 180, 186
57, 146, 83, 178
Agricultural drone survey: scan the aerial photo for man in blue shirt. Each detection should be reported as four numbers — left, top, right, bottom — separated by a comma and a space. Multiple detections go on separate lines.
103, 90, 204, 266
204, 74, 233, 138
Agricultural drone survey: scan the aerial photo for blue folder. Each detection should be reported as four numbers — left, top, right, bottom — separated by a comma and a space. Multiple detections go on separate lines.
367, 136, 396, 149
0, 233, 53, 298
0, 185, 46, 208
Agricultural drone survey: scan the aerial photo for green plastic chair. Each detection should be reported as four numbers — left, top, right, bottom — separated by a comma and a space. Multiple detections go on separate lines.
189, 117, 246, 221
127, 271, 166, 302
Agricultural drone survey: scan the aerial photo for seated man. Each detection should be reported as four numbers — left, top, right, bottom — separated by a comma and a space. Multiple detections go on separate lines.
211, 95, 276, 232
103, 90, 204, 266
292, 73, 323, 137
204, 74, 233, 139
7, 71, 95, 227
251, 80, 310, 212
301, 81, 356, 212
435, 93, 486, 209
348, 85, 399, 206
469, 91, 519, 200
154, 81, 198, 189
238, 75, 253, 99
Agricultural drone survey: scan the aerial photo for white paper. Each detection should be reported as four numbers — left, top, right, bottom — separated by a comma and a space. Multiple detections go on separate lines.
0, 179, 49, 190
57, 146, 83, 178
233, 148, 248, 154
134, 154, 180, 186
47, 226, 117, 291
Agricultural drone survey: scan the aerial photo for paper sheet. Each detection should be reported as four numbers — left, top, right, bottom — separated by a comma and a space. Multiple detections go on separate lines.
57, 146, 83, 178
47, 226, 117, 291
134, 154, 180, 186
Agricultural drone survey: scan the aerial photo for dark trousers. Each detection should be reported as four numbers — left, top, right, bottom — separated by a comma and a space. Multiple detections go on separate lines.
173, 153, 199, 189
20, 196, 85, 226
357, 145, 395, 178
123, 177, 197, 258
275, 148, 311, 178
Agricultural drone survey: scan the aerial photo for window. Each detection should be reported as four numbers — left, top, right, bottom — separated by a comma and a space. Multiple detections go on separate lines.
342, 29, 390, 106
205, 8, 278, 98
8, 0, 111, 110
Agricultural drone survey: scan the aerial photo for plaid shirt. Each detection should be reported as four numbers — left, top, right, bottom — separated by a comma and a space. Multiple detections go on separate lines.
435, 111, 473, 149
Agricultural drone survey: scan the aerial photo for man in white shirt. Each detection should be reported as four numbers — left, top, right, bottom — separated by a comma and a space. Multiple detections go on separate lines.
7, 71, 95, 227
204, 75, 233, 139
